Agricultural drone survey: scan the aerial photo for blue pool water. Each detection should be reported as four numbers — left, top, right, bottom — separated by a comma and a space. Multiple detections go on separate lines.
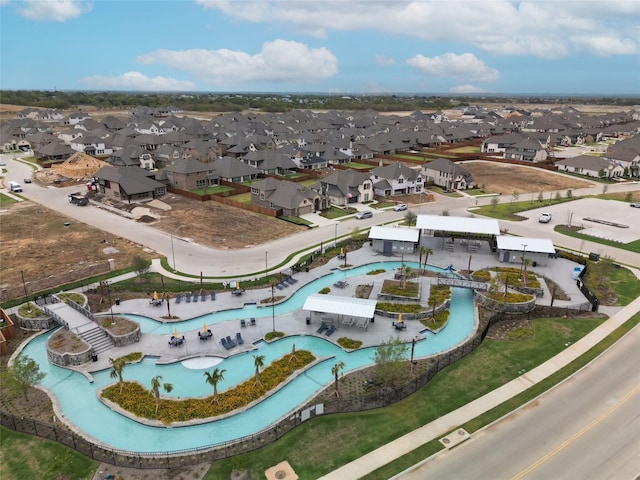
20, 262, 476, 453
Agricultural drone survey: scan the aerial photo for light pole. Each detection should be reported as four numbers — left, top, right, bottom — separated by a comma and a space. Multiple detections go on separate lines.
265, 251, 268, 280
334, 223, 337, 247
271, 283, 276, 332
520, 244, 528, 276
105, 281, 115, 323
20, 270, 31, 312
170, 225, 185, 271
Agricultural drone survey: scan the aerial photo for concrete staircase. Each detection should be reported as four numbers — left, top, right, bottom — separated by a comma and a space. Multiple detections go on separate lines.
79, 326, 114, 355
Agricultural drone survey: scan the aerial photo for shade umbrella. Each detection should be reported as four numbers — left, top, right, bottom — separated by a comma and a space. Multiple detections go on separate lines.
237, 281, 241, 290
173, 328, 179, 339
153, 291, 159, 300
203, 323, 208, 333
397, 313, 403, 324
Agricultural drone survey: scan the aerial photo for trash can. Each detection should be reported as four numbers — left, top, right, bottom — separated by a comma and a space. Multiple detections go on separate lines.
115, 298, 120, 305
92, 354, 98, 362
306, 317, 311, 325
589, 252, 600, 261
305, 267, 309, 273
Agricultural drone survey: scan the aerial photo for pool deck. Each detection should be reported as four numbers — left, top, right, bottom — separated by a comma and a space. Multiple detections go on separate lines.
73, 239, 602, 376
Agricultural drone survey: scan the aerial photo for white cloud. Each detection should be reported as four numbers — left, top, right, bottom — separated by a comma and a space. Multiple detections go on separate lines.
78, 72, 195, 91
407, 53, 500, 82
449, 84, 487, 94
571, 34, 638, 56
375, 55, 396, 66
197, 1, 639, 59
15, 0, 90, 21
137, 39, 339, 85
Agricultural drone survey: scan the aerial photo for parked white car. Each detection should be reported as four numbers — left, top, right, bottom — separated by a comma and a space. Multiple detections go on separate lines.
393, 203, 408, 211
539, 212, 552, 223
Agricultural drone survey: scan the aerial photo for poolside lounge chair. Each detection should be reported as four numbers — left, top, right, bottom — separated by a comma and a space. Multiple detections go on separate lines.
175, 293, 182, 304
250, 317, 256, 326
240, 318, 247, 328
276, 283, 284, 290
210, 291, 216, 301
226, 335, 237, 348
316, 322, 328, 334
287, 276, 298, 284
185, 292, 192, 303
192, 292, 198, 302
201, 291, 206, 301
220, 337, 230, 350
236, 332, 244, 345
325, 324, 336, 336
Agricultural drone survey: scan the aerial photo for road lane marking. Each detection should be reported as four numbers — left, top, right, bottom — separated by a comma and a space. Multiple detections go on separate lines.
512, 383, 640, 480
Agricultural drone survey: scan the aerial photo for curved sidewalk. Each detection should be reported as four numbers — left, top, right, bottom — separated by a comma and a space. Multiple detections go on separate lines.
319, 296, 640, 480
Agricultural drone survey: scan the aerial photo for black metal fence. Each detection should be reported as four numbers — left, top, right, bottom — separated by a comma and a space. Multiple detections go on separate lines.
0, 301, 586, 469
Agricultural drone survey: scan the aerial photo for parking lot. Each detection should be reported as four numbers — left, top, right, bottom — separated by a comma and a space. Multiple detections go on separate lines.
519, 198, 640, 244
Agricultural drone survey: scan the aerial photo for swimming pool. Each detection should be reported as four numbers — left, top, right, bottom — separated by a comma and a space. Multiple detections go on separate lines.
19, 262, 476, 453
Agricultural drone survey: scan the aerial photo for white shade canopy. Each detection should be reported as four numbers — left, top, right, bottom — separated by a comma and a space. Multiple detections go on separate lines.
303, 294, 377, 319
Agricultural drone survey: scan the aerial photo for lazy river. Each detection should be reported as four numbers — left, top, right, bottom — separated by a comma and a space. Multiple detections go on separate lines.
19, 261, 476, 453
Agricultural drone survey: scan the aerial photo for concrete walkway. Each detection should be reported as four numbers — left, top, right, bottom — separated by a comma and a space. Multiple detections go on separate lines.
319, 296, 640, 480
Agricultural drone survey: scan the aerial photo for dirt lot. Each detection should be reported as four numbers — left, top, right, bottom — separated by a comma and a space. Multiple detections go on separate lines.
462, 161, 593, 195
108, 192, 307, 250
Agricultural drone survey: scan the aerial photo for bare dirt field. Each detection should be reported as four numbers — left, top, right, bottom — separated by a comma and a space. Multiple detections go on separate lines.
462, 161, 593, 195
0, 202, 154, 296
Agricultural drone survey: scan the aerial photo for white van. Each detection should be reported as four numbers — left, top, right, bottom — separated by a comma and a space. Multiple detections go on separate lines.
8, 181, 23, 193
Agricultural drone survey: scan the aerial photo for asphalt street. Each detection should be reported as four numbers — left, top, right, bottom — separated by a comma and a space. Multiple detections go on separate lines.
3, 153, 639, 278
395, 322, 640, 480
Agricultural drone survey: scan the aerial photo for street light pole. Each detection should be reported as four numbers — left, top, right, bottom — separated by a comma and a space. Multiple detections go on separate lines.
170, 225, 184, 271
334, 223, 337, 247
265, 251, 268, 280
20, 270, 31, 311
271, 283, 276, 332
520, 244, 528, 276
105, 281, 115, 323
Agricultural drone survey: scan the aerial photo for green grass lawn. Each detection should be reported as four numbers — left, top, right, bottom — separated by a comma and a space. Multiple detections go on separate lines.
0, 192, 18, 205
322, 206, 354, 219
190, 185, 235, 195
554, 225, 640, 254
227, 192, 252, 203
344, 162, 374, 169
204, 316, 605, 479
474, 196, 579, 221
0, 427, 98, 480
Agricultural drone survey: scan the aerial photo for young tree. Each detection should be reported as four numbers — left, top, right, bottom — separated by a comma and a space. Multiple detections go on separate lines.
131, 255, 150, 279
537, 191, 544, 203
510, 191, 520, 211
421, 247, 433, 273
150, 375, 173, 414
109, 357, 126, 393
404, 210, 417, 226
440, 209, 450, 216
490, 196, 499, 211
4, 354, 45, 400
331, 361, 345, 398
253, 354, 266, 386
203, 367, 226, 404
566, 189, 573, 198
373, 337, 409, 389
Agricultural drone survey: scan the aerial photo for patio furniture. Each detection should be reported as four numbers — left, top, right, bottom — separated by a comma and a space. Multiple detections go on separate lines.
185, 292, 192, 303
236, 332, 244, 345
198, 330, 212, 341
201, 292, 206, 301
316, 322, 328, 334
240, 318, 247, 328
325, 324, 336, 336
226, 335, 237, 348
276, 283, 284, 290
210, 291, 216, 301
232, 288, 245, 296
220, 337, 231, 350
175, 293, 182, 304
250, 317, 256, 326
192, 293, 198, 302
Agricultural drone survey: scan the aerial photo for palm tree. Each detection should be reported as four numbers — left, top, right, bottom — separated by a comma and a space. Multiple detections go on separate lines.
150, 375, 173, 414
253, 354, 266, 386
109, 357, 126, 393
422, 247, 433, 273
521, 257, 533, 286
331, 361, 345, 398
203, 368, 226, 405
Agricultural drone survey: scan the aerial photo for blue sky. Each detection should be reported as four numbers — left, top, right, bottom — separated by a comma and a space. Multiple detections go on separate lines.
1, 0, 639, 95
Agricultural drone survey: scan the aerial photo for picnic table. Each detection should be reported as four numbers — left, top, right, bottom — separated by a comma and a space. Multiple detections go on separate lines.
169, 336, 185, 347
232, 288, 245, 296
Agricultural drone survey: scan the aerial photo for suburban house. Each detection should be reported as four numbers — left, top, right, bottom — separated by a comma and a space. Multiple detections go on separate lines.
315, 169, 373, 206
211, 156, 261, 183
503, 138, 548, 162
555, 155, 624, 178
370, 161, 423, 197
250, 177, 327, 215
33, 141, 75, 164
242, 149, 298, 175
163, 157, 219, 190
94, 166, 166, 202
421, 158, 475, 190
481, 133, 530, 154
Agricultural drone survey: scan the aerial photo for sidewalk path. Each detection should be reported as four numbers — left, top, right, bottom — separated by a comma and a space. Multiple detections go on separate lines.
319, 296, 640, 480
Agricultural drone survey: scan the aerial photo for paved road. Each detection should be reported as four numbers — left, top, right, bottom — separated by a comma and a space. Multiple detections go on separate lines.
3, 153, 640, 276
396, 323, 640, 480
